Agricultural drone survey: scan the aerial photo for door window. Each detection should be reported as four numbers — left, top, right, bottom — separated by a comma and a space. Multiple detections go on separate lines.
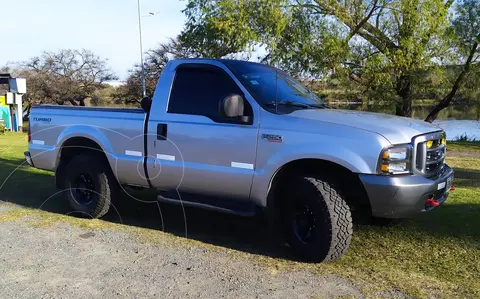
168, 66, 253, 123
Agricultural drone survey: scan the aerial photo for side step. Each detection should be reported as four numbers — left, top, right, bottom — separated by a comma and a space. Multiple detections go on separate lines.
156, 191, 258, 217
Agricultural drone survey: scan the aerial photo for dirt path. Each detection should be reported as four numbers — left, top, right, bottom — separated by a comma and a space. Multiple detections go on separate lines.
447, 150, 480, 158
0, 210, 362, 299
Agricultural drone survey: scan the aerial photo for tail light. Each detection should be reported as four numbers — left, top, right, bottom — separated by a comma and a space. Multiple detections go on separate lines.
27, 121, 31, 142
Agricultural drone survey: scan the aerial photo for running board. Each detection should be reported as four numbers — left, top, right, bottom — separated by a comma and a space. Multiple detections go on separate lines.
156, 191, 257, 217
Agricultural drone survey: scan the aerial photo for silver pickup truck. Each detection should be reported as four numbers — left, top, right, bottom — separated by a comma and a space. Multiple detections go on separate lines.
25, 59, 454, 262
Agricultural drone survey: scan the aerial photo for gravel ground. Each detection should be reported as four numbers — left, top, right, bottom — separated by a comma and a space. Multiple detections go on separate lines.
0, 212, 363, 299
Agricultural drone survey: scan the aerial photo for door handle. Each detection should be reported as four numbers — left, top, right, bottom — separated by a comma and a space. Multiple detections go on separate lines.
157, 123, 167, 140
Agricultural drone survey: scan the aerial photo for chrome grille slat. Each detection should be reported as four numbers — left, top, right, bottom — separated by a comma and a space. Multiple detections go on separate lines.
426, 158, 445, 165
420, 144, 427, 171
412, 131, 446, 178
429, 144, 446, 151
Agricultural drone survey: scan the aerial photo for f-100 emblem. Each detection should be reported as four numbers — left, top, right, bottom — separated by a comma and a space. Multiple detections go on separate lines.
261, 134, 283, 142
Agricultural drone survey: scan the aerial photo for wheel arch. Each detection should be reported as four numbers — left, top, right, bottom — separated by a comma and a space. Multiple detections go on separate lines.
55, 136, 114, 189
266, 158, 371, 226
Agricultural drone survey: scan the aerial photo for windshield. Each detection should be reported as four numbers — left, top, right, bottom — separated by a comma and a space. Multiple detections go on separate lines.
223, 60, 327, 113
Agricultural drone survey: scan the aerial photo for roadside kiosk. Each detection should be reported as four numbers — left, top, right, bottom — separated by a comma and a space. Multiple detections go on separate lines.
0, 74, 26, 132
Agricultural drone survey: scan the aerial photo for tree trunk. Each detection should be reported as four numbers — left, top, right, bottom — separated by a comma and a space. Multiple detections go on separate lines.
361, 97, 369, 111
395, 74, 413, 117
425, 41, 478, 123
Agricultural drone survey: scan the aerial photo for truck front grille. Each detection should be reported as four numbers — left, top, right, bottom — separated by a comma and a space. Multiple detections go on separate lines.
413, 132, 446, 178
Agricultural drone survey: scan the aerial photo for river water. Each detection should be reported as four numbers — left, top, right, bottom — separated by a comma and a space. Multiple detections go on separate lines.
332, 102, 480, 141
432, 120, 480, 141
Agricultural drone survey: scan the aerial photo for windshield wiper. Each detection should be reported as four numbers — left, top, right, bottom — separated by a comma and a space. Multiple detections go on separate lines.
265, 101, 328, 109
265, 101, 311, 109
307, 103, 330, 109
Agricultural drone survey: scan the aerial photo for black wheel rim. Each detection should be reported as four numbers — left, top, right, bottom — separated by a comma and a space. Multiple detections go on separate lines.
71, 173, 95, 206
293, 201, 316, 244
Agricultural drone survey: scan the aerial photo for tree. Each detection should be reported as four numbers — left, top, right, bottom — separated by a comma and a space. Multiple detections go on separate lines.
115, 33, 242, 105
179, 8, 251, 59
183, 0, 455, 117
425, 0, 480, 122
18, 49, 116, 108
113, 43, 171, 105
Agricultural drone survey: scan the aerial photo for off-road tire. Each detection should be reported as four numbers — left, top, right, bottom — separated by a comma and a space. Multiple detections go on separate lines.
63, 153, 116, 218
284, 176, 353, 262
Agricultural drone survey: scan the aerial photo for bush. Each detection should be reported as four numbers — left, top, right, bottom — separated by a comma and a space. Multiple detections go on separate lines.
0, 118, 6, 133
454, 133, 479, 142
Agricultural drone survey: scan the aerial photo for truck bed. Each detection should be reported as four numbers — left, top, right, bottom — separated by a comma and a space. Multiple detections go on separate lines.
35, 105, 144, 114
28, 104, 149, 186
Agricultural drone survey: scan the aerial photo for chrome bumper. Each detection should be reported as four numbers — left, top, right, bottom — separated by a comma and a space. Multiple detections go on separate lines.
359, 164, 454, 218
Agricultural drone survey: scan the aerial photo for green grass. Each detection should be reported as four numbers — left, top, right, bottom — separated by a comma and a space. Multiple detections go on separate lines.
448, 141, 480, 152
0, 132, 479, 298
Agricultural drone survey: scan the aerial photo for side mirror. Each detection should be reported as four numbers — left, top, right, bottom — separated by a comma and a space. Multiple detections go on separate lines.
141, 97, 152, 113
221, 94, 251, 123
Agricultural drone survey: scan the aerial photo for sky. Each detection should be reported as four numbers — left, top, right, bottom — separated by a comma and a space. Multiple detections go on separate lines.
0, 0, 187, 80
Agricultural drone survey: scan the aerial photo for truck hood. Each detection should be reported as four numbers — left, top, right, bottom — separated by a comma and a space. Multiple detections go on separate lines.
290, 109, 442, 144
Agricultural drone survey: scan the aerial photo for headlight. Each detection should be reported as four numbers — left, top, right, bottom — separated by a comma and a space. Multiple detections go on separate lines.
378, 144, 412, 175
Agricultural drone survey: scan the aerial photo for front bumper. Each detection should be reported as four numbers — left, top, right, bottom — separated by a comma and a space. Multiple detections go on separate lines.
24, 151, 34, 167
359, 164, 454, 218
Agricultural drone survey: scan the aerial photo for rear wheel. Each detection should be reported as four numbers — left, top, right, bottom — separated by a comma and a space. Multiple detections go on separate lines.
283, 176, 353, 262
63, 153, 116, 218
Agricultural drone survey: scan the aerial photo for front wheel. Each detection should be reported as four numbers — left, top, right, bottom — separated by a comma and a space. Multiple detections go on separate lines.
283, 176, 353, 262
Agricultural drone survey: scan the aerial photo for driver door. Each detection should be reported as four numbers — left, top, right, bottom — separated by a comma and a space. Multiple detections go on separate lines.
146, 64, 258, 200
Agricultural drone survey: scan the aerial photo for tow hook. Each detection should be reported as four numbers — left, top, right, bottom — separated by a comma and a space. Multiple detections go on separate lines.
426, 198, 440, 207
449, 186, 456, 191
